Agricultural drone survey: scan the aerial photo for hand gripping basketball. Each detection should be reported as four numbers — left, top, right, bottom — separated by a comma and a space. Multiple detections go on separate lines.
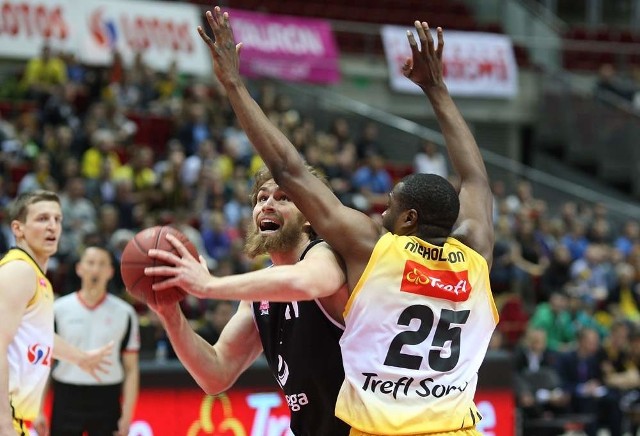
120, 226, 199, 306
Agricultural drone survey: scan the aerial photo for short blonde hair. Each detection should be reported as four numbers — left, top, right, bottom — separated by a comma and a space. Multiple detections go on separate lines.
9, 190, 60, 222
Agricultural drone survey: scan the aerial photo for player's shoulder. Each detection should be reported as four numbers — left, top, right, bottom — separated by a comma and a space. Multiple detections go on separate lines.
304, 240, 342, 261
0, 256, 35, 272
308, 239, 331, 252
0, 257, 38, 287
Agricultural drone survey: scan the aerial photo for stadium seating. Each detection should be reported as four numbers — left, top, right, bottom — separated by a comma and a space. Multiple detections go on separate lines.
563, 25, 640, 71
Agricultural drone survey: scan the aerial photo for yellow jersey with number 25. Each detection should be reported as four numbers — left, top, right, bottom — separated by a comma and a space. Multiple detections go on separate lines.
336, 233, 498, 435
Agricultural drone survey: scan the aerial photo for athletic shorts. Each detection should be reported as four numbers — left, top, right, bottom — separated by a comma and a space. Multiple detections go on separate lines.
50, 380, 122, 436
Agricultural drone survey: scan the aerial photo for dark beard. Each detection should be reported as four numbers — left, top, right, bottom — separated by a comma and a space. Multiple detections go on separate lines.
244, 213, 307, 258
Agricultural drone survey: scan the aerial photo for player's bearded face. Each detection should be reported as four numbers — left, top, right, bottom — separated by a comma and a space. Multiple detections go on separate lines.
245, 210, 307, 258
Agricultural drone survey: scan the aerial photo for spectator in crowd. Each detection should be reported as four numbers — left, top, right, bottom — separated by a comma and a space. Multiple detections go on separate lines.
355, 121, 382, 160
176, 102, 213, 156
556, 327, 606, 436
114, 145, 159, 207
81, 129, 122, 181
20, 44, 67, 101
223, 179, 252, 228
505, 180, 537, 217
513, 215, 550, 307
350, 151, 393, 212
594, 63, 636, 102
539, 244, 573, 302
606, 262, 640, 323
566, 293, 607, 340
16, 152, 58, 195
222, 117, 253, 167
620, 330, 640, 435
529, 292, 576, 352
513, 328, 567, 427
46, 125, 81, 186
41, 83, 81, 130
328, 116, 352, 150
561, 220, 590, 261
597, 320, 633, 436
614, 219, 640, 259
588, 216, 612, 245
58, 176, 98, 261
195, 300, 236, 345
568, 243, 614, 306
181, 138, 214, 188
201, 210, 233, 264
413, 139, 448, 178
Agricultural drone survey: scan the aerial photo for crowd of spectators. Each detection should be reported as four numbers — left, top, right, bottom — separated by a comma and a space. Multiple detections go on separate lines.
491, 178, 640, 435
0, 44, 398, 355
3, 45, 640, 434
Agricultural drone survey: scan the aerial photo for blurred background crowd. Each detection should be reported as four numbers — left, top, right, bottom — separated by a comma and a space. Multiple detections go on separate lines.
2, 0, 640, 434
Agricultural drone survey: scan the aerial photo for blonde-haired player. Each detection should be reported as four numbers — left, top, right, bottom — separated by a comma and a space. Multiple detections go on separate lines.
0, 190, 112, 436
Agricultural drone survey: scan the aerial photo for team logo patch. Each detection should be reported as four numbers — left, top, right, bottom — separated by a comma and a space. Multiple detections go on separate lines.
277, 354, 289, 387
400, 260, 472, 302
259, 301, 269, 315
27, 343, 52, 366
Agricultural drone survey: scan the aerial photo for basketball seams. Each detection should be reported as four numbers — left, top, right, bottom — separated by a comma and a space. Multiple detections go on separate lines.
152, 227, 166, 306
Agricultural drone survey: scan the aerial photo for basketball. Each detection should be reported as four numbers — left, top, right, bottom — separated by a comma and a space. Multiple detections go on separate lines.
120, 226, 199, 306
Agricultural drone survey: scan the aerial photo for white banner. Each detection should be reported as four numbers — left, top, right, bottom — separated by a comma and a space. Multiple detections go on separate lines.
0, 0, 210, 75
381, 26, 519, 98
77, 0, 209, 75
0, 0, 79, 58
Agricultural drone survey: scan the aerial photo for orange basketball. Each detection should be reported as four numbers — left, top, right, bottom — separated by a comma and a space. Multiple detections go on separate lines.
120, 226, 198, 306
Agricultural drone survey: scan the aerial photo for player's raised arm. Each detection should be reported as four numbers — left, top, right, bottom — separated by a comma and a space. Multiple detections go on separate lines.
403, 22, 494, 265
197, 6, 380, 266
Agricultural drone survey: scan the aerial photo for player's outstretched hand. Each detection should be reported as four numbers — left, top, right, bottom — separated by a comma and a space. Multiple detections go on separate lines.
197, 6, 243, 88
402, 21, 445, 91
145, 233, 212, 299
78, 341, 113, 382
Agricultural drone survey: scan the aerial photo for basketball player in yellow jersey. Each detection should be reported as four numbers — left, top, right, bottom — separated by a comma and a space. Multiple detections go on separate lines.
0, 190, 112, 436
202, 7, 496, 435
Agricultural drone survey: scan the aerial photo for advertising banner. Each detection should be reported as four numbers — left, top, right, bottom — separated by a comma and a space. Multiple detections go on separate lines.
381, 25, 519, 98
36, 386, 514, 435
0, 0, 210, 75
0, 0, 79, 58
77, 0, 209, 75
226, 9, 341, 84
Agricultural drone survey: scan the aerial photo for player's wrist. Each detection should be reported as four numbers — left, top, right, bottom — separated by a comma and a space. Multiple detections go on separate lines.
201, 276, 221, 299
153, 301, 181, 318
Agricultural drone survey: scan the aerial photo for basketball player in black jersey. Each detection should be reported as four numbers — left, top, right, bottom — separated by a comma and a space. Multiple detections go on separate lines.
145, 166, 350, 435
